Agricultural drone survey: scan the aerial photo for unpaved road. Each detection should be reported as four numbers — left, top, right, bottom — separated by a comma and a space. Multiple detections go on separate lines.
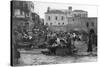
18, 49, 97, 66
17, 41, 97, 66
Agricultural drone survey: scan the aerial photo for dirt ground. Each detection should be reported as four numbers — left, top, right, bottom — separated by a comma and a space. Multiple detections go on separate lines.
17, 41, 97, 66
18, 49, 97, 66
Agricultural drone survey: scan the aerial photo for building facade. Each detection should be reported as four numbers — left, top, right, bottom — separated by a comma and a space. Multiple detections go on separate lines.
12, 1, 34, 33
44, 6, 97, 33
45, 6, 88, 26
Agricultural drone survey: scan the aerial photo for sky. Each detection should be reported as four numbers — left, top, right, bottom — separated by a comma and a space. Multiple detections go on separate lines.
33, 1, 98, 19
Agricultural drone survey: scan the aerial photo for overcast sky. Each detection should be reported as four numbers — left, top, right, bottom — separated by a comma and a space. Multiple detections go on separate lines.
33, 1, 98, 19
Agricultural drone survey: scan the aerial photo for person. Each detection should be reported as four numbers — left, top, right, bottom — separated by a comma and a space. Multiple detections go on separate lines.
66, 35, 72, 54
48, 35, 57, 54
87, 29, 95, 55
56, 37, 60, 45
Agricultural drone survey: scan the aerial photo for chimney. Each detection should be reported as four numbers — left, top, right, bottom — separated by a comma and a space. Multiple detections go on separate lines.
68, 6, 72, 11
47, 7, 50, 12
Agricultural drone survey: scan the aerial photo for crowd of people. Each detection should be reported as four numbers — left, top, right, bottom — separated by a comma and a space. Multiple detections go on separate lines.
42, 29, 97, 55
15, 28, 97, 54
44, 31, 82, 55
12, 27, 97, 65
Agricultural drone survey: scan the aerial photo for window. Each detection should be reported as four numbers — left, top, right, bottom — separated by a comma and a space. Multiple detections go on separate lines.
86, 22, 89, 27
74, 14, 76, 17
25, 3, 28, 9
55, 16, 57, 20
22, 11, 25, 16
61, 16, 64, 20
48, 16, 50, 20
91, 22, 94, 27
58, 23, 60, 25
14, 9, 20, 16
62, 23, 64, 25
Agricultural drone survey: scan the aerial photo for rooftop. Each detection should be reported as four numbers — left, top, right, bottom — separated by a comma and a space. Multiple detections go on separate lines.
45, 10, 65, 14
45, 9, 87, 14
73, 10, 87, 12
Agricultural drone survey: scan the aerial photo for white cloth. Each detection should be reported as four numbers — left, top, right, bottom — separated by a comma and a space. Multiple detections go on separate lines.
29, 36, 32, 39
56, 38, 60, 44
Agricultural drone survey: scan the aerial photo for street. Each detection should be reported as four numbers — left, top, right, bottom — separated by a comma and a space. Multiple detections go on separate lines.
18, 49, 97, 66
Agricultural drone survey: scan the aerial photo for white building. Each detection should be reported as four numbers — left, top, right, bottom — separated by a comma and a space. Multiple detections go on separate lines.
44, 6, 97, 33
44, 6, 88, 26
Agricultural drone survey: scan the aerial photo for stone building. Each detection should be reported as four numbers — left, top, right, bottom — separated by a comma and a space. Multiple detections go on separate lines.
45, 6, 88, 26
12, 1, 34, 34
44, 6, 97, 33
